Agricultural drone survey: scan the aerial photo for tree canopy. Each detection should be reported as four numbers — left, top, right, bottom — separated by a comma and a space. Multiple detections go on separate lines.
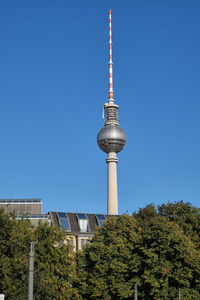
77, 202, 200, 299
1, 201, 200, 299
0, 210, 80, 299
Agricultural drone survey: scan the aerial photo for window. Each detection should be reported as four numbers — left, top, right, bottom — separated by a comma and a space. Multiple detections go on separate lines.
56, 212, 71, 231
81, 239, 85, 249
95, 214, 107, 227
76, 213, 90, 233
81, 239, 89, 250
68, 239, 73, 246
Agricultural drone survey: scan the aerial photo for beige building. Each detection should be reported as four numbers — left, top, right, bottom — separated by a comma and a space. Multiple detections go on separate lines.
50, 212, 110, 251
0, 199, 115, 250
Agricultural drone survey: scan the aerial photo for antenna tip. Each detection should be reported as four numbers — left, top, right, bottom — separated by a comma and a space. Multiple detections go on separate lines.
109, 9, 111, 15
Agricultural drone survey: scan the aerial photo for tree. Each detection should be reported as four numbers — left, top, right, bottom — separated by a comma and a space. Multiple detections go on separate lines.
77, 215, 141, 299
158, 201, 200, 243
0, 210, 33, 299
34, 222, 80, 300
136, 216, 200, 299
0, 210, 80, 299
78, 214, 200, 300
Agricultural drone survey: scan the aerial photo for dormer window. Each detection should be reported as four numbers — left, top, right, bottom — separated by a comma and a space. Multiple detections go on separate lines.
76, 213, 90, 232
95, 214, 107, 227
56, 212, 71, 231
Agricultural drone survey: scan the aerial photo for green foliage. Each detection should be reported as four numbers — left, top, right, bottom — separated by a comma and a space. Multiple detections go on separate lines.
1, 201, 200, 299
34, 223, 80, 300
158, 201, 200, 243
0, 210, 80, 299
78, 204, 200, 299
0, 210, 33, 299
137, 216, 200, 299
77, 215, 141, 299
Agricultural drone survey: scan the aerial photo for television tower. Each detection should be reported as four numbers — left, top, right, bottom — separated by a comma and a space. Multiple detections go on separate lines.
97, 10, 126, 215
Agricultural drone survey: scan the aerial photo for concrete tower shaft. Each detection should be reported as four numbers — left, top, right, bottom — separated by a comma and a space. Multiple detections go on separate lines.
97, 10, 126, 215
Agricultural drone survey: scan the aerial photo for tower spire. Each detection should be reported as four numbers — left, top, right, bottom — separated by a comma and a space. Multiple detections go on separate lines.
108, 9, 114, 103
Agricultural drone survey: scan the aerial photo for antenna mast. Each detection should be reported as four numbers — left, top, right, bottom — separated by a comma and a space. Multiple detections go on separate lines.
108, 10, 114, 104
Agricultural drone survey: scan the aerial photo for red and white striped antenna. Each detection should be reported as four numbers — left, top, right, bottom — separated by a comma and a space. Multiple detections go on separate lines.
108, 9, 114, 104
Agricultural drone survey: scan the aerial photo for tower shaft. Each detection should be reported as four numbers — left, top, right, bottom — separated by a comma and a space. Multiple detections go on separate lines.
106, 152, 118, 215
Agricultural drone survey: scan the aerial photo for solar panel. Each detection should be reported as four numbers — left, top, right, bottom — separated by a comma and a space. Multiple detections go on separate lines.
96, 214, 107, 227
16, 214, 50, 219
56, 212, 71, 231
0, 199, 41, 203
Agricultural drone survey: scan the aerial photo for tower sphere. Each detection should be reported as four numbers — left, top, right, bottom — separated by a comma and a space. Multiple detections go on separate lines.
97, 124, 126, 153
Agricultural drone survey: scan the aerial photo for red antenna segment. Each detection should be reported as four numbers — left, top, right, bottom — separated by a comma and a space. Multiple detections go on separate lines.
108, 10, 114, 103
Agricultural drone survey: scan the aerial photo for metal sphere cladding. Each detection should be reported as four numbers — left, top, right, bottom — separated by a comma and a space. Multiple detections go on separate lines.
97, 124, 126, 153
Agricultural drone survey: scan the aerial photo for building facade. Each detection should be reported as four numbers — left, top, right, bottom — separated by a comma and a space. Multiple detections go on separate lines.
50, 212, 112, 251
0, 199, 51, 227
0, 199, 114, 251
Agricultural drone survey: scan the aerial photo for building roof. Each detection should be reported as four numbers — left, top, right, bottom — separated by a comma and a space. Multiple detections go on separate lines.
50, 212, 115, 235
0, 199, 41, 203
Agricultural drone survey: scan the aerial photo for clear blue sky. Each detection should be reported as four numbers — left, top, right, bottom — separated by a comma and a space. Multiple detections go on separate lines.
0, 0, 200, 214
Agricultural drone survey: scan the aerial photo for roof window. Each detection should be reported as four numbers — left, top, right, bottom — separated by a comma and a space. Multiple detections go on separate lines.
56, 212, 71, 231
95, 214, 107, 227
76, 213, 90, 233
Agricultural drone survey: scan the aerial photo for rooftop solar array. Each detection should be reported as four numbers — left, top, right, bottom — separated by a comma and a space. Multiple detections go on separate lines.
56, 212, 71, 231
16, 214, 50, 219
95, 214, 107, 227
0, 199, 41, 203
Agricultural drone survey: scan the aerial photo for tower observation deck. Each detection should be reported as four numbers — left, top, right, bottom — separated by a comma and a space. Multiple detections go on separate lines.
97, 10, 126, 215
